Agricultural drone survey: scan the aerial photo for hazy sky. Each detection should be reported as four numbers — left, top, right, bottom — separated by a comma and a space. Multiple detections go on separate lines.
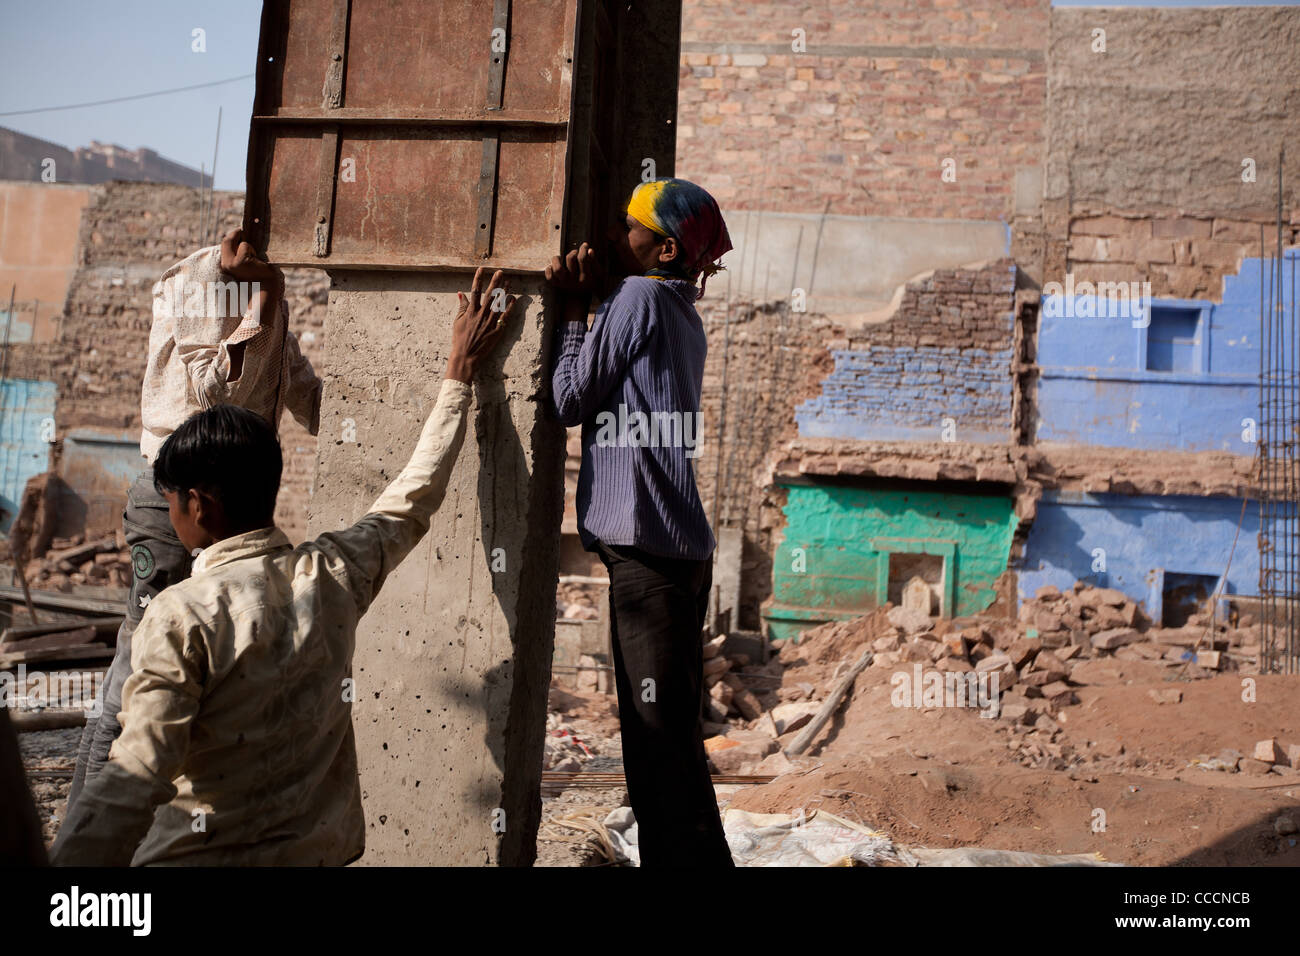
0, 0, 262, 190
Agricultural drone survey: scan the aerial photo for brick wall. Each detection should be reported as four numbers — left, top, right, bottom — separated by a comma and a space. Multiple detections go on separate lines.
794, 260, 1018, 444
2, 182, 329, 541
693, 301, 835, 626
1043, 6, 1300, 298
570, 260, 1022, 626
677, 0, 1048, 220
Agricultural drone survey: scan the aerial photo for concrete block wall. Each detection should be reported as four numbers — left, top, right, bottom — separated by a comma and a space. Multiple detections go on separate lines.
795, 259, 1017, 444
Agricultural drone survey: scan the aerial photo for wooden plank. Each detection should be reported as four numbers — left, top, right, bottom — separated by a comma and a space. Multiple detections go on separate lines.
45, 535, 117, 567
12, 710, 87, 733
322, 0, 351, 109
474, 133, 501, 259
3, 627, 97, 654
474, 0, 511, 259
247, 0, 578, 271
313, 126, 341, 258
2, 618, 120, 645
784, 648, 874, 757
254, 108, 566, 127
0, 643, 114, 668
0, 586, 124, 616
486, 0, 511, 109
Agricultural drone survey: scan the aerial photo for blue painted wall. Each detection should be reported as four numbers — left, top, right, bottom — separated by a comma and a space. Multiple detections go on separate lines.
1018, 490, 1262, 620
795, 343, 1015, 443
1037, 252, 1295, 452
0, 378, 56, 532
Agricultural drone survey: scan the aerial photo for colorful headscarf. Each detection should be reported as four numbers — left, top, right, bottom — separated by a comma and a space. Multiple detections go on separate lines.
626, 178, 732, 299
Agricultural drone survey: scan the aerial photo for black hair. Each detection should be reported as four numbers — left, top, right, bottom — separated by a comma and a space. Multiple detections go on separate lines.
153, 404, 282, 532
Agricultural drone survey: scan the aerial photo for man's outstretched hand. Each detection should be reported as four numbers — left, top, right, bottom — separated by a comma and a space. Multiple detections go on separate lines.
448, 267, 515, 383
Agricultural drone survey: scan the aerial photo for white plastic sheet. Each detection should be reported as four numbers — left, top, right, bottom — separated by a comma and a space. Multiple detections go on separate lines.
600, 807, 1117, 867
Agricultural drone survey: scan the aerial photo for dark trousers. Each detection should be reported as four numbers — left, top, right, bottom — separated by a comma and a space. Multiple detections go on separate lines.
596, 542, 733, 867
67, 468, 193, 809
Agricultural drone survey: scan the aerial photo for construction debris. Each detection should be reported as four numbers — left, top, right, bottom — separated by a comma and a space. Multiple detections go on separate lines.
12, 533, 131, 593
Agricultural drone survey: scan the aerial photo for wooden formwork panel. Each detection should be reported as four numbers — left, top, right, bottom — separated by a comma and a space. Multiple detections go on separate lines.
245, 0, 578, 271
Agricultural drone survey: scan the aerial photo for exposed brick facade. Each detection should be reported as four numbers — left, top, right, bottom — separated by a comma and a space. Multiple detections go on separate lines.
676, 0, 1048, 221
796, 261, 1017, 443
694, 302, 836, 626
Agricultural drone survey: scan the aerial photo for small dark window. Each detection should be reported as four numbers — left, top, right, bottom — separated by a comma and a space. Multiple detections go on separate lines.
1146, 307, 1200, 372
1162, 572, 1218, 627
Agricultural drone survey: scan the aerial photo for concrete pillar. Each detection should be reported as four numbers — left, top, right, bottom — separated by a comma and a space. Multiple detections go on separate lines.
308, 272, 564, 865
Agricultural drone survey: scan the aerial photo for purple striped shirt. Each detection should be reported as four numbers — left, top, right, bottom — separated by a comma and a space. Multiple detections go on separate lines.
551, 275, 715, 561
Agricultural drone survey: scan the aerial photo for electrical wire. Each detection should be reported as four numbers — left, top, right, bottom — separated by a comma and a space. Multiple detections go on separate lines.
0, 73, 255, 118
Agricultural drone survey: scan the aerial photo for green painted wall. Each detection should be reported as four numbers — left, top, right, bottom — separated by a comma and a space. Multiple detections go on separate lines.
766, 483, 1017, 641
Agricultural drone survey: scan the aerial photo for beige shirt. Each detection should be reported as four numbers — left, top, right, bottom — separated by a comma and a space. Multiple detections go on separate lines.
140, 245, 321, 462
51, 379, 473, 866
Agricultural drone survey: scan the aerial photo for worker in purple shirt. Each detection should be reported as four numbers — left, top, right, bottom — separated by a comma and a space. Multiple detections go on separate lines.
546, 178, 734, 866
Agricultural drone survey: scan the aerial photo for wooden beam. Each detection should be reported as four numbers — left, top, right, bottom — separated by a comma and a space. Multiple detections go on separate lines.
0, 586, 124, 616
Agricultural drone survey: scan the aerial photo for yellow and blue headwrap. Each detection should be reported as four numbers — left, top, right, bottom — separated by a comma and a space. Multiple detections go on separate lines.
626, 178, 733, 299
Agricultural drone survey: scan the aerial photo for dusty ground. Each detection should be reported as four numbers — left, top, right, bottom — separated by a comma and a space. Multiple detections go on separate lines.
18, 651, 1297, 867
725, 660, 1300, 866
19, 726, 79, 847
539, 611, 1300, 866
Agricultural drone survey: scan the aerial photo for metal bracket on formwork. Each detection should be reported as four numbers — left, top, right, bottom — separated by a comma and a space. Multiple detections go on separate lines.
313, 0, 350, 257
322, 0, 351, 108
475, 0, 511, 259
313, 127, 341, 258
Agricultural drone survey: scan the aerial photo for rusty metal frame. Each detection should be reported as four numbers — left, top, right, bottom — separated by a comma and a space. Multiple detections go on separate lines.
244, 0, 581, 272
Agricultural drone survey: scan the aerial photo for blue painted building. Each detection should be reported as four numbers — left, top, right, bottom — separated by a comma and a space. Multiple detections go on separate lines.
795, 342, 1015, 445
1035, 256, 1282, 453
0, 378, 56, 531
1019, 252, 1296, 619
1017, 491, 1261, 623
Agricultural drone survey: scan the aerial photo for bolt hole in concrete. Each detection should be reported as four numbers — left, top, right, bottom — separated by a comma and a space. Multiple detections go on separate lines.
888, 553, 943, 617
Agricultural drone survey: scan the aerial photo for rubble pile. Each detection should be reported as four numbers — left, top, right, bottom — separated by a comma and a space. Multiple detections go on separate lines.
1013, 582, 1263, 675
1191, 737, 1300, 777
543, 714, 598, 772
556, 580, 602, 620
702, 632, 785, 726
702, 583, 1293, 777
16, 534, 131, 593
